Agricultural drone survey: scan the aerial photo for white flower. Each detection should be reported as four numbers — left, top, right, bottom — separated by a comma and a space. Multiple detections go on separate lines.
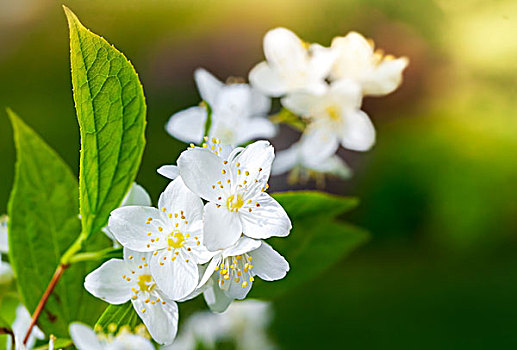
198, 237, 289, 313
84, 248, 179, 345
272, 140, 351, 181
329, 31, 409, 96
107, 177, 213, 300
0, 215, 13, 284
69, 323, 155, 350
166, 68, 276, 146
249, 27, 335, 97
102, 183, 152, 248
164, 299, 275, 350
282, 79, 376, 162
177, 140, 292, 251
6, 305, 44, 350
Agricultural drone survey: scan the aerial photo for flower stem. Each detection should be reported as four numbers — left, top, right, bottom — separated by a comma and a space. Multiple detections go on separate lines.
202, 100, 213, 137
23, 230, 91, 345
23, 263, 68, 345
67, 247, 122, 264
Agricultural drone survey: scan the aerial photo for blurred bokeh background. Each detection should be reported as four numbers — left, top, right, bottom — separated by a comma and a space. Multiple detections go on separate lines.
1, 0, 517, 348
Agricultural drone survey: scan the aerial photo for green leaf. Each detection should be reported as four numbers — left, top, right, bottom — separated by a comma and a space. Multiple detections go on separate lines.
7, 111, 105, 337
250, 191, 368, 298
64, 6, 147, 238
95, 302, 141, 333
272, 191, 359, 219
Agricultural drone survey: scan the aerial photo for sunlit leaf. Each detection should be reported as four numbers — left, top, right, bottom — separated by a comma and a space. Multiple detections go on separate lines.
65, 6, 147, 238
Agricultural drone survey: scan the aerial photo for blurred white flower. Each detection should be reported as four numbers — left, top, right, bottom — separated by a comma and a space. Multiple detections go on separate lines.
69, 323, 154, 350
282, 79, 376, 162
84, 248, 179, 345
102, 183, 152, 248
178, 140, 292, 251
6, 305, 44, 350
249, 27, 335, 97
0, 215, 13, 284
107, 177, 213, 300
329, 31, 409, 96
166, 68, 275, 146
272, 139, 351, 181
48, 335, 54, 350
198, 237, 288, 312
164, 300, 275, 350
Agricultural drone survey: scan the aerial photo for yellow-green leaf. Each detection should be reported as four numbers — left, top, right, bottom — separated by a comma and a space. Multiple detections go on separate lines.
65, 6, 147, 238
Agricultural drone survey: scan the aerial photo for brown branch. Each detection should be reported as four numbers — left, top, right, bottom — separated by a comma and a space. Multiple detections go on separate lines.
23, 264, 69, 345
0, 327, 14, 348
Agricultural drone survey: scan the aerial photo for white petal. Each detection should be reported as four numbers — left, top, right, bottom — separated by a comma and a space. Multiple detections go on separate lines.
123, 248, 153, 271
235, 118, 277, 145
203, 202, 242, 251
271, 144, 300, 176
166, 106, 207, 144
231, 140, 274, 185
133, 295, 178, 345
198, 255, 222, 288
310, 154, 352, 179
225, 275, 253, 300
178, 148, 225, 202
110, 333, 155, 350
281, 92, 320, 116
340, 110, 376, 151
330, 78, 363, 109
363, 57, 409, 96
249, 61, 287, 97
249, 242, 289, 281
0, 216, 8, 253
194, 68, 224, 107
150, 249, 199, 300
84, 259, 133, 304
240, 193, 291, 239
222, 236, 262, 258
249, 88, 272, 116
203, 279, 233, 313
157, 165, 179, 180
263, 27, 307, 74
299, 127, 339, 167
212, 84, 251, 121
121, 183, 152, 207
308, 43, 337, 81
108, 206, 167, 252
158, 177, 204, 222
330, 32, 374, 81
69, 323, 102, 350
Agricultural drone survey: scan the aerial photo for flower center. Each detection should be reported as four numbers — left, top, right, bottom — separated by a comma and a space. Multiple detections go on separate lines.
137, 274, 155, 293
168, 231, 185, 249
325, 105, 341, 122
215, 254, 255, 289
226, 194, 244, 212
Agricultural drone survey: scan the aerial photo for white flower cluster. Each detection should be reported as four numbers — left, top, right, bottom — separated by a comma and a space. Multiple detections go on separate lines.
165, 299, 275, 350
166, 28, 408, 181
251, 28, 408, 179
84, 140, 291, 345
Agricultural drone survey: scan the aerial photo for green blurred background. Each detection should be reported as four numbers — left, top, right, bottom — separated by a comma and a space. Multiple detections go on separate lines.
1, 0, 517, 348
